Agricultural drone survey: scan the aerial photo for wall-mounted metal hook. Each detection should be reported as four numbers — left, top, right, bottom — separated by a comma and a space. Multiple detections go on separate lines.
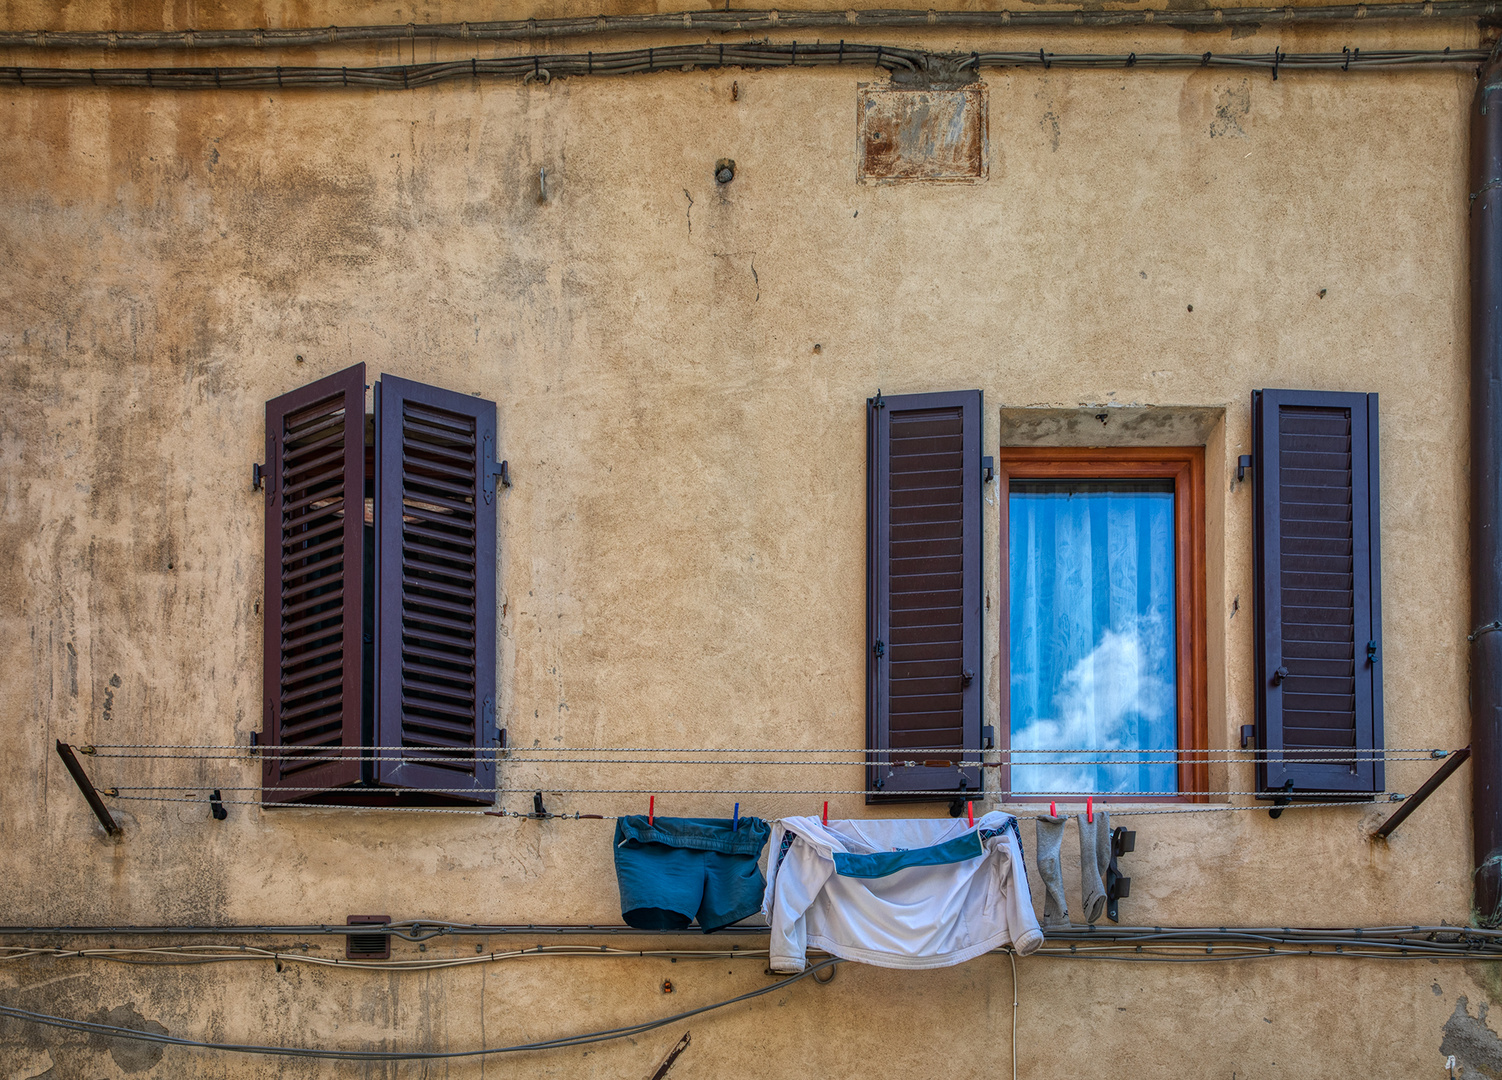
1237, 455, 1253, 483
1268, 779, 1295, 819
209, 789, 228, 820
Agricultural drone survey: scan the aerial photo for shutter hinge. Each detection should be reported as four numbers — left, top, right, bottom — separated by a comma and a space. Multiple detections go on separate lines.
1237, 455, 1253, 483
873, 639, 885, 658
982, 456, 994, 485
981, 725, 995, 750
871, 389, 885, 410
1367, 640, 1380, 664
481, 433, 509, 504
1240, 724, 1257, 750
252, 462, 266, 490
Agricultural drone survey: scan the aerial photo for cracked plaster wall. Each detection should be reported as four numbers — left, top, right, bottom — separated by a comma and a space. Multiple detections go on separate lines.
0, 1, 1493, 1075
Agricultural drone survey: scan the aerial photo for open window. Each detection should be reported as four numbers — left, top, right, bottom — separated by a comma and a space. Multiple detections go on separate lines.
996, 447, 1208, 800
261, 363, 499, 805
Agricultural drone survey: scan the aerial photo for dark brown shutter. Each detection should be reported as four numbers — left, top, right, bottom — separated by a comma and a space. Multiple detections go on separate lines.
263, 364, 367, 802
867, 390, 983, 799
1253, 389, 1383, 796
373, 376, 497, 801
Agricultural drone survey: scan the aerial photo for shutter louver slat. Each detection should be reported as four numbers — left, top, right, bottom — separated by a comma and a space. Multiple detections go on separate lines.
375, 376, 497, 801
868, 391, 983, 800
1253, 389, 1383, 796
263, 364, 367, 800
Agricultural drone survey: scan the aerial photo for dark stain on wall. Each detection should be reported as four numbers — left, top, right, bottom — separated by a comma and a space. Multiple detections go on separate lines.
1442, 996, 1502, 1079
88, 1003, 168, 1073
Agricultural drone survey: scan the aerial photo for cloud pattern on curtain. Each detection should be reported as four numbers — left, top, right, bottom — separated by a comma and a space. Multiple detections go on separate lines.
1008, 481, 1178, 794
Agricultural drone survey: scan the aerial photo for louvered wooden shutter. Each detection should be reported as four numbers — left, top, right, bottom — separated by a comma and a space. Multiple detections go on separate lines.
867, 390, 984, 799
263, 364, 367, 802
1253, 389, 1384, 796
373, 376, 498, 801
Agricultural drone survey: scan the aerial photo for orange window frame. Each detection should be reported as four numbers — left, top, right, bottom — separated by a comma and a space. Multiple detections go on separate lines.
996, 447, 1208, 802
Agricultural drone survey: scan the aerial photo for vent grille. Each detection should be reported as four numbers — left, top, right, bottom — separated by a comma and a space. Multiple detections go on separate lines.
396, 400, 479, 772
276, 389, 356, 777
1276, 406, 1357, 751
886, 407, 966, 751
346, 915, 391, 960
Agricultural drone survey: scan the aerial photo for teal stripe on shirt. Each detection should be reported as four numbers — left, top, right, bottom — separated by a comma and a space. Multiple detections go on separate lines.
832, 832, 984, 879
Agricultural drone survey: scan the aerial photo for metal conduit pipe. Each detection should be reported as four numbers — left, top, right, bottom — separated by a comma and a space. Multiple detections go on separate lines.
1473, 45, 1502, 927
0, 2, 1499, 50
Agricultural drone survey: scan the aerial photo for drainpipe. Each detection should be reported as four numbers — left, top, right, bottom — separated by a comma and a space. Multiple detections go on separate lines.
1471, 44, 1502, 926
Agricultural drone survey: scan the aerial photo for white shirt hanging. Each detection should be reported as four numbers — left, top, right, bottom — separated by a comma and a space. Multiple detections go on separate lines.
762, 811, 1044, 972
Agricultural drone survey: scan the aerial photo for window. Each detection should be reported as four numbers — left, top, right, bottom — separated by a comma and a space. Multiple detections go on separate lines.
997, 448, 1207, 800
866, 390, 985, 802
261, 363, 499, 806
1251, 390, 1383, 797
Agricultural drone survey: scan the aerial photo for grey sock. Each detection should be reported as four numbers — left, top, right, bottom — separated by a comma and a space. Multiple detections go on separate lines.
1034, 815, 1070, 930
1079, 811, 1107, 924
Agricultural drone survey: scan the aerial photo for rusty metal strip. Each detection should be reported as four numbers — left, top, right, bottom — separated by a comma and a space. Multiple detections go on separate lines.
54, 741, 122, 836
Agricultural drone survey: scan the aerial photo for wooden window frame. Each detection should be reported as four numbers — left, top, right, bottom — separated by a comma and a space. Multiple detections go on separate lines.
996, 447, 1208, 802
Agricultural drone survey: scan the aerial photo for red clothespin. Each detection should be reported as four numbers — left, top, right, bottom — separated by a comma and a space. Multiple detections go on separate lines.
822, 801, 829, 826
1086, 796, 1093, 824
1049, 801, 1057, 817
649, 795, 655, 826
966, 800, 974, 827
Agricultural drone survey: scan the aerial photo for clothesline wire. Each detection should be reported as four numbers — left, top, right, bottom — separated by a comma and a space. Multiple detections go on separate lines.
105, 792, 1393, 819
77, 743, 1452, 755
105, 785, 1406, 798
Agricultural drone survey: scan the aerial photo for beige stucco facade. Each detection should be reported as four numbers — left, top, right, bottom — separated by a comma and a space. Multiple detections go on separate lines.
0, 1, 1496, 1075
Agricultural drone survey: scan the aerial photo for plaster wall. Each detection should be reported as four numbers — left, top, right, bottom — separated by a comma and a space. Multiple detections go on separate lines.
0, 3, 1492, 1074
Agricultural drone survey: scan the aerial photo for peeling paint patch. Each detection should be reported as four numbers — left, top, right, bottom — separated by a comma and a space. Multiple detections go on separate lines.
1210, 81, 1250, 139
858, 86, 987, 184
1442, 996, 1502, 1079
88, 1004, 167, 1073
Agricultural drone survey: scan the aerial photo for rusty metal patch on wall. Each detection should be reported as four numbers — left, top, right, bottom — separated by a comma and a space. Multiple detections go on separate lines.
858, 85, 988, 184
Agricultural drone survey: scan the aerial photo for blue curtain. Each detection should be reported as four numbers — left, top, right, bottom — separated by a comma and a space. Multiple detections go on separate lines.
1008, 481, 1178, 795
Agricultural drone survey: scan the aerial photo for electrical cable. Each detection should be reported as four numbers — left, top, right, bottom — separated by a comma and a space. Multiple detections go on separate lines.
1008, 949, 1019, 1080
2, 3, 1498, 50
0, 45, 1485, 90
0, 957, 842, 1061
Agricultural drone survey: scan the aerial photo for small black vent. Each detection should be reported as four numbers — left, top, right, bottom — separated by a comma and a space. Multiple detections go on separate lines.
346, 915, 391, 960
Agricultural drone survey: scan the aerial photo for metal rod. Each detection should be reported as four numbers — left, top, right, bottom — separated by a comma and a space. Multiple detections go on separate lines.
1473, 46, 1502, 924
1, 3, 1498, 50
1373, 746, 1471, 839
53, 740, 121, 837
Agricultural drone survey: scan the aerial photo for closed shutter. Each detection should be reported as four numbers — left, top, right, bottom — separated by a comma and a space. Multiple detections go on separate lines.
1253, 389, 1383, 796
373, 376, 498, 801
867, 390, 984, 799
263, 364, 367, 802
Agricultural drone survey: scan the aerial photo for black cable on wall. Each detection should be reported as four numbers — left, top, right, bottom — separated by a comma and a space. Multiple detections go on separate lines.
0, 43, 1488, 89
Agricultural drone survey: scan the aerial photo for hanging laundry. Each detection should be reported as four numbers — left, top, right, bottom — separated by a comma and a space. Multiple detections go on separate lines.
613, 815, 771, 933
1078, 808, 1112, 925
1034, 813, 1071, 929
762, 811, 1043, 972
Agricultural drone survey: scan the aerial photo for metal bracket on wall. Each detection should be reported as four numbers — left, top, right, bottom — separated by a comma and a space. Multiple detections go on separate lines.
1237, 455, 1253, 482
1106, 826, 1135, 922
54, 740, 122, 836
1268, 779, 1295, 819
1372, 746, 1470, 840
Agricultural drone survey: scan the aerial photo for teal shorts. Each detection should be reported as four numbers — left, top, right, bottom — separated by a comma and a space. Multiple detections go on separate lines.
613, 815, 770, 933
